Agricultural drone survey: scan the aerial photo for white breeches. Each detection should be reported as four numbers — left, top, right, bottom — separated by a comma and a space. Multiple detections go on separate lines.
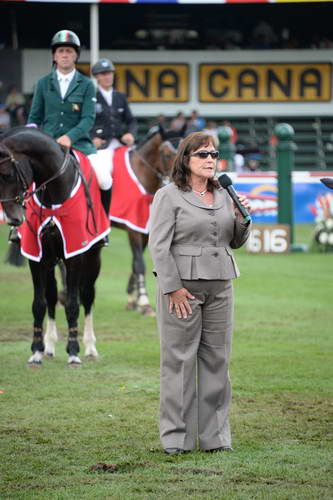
88, 150, 113, 190
105, 138, 124, 151
88, 140, 125, 190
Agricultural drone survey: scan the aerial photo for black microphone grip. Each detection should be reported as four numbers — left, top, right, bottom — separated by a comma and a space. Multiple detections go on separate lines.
218, 174, 252, 224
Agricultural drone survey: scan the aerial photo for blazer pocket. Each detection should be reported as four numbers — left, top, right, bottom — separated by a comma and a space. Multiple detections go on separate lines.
173, 246, 202, 279
225, 247, 239, 276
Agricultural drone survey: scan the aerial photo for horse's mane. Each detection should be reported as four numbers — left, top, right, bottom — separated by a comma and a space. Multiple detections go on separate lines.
137, 125, 185, 149
136, 127, 160, 148
0, 127, 66, 158
0, 126, 53, 142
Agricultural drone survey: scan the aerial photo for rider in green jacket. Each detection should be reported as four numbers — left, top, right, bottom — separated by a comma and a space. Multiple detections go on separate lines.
27, 30, 112, 213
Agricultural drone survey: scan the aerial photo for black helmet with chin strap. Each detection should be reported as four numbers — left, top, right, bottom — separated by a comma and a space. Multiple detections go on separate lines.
51, 30, 81, 56
91, 59, 115, 75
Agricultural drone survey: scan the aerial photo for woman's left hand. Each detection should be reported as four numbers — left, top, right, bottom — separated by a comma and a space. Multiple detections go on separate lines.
234, 194, 251, 219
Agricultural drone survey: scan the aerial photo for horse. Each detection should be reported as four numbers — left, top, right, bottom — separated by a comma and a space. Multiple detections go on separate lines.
0, 127, 109, 367
110, 124, 186, 316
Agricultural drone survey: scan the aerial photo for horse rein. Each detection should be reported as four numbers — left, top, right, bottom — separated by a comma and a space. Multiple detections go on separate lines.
0, 145, 71, 204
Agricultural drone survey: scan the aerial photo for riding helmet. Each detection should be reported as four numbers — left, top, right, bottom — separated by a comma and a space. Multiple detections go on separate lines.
51, 30, 81, 55
91, 59, 115, 75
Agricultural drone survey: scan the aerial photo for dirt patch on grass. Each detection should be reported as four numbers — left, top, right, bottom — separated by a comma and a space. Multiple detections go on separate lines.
176, 468, 224, 476
0, 328, 31, 342
87, 461, 149, 474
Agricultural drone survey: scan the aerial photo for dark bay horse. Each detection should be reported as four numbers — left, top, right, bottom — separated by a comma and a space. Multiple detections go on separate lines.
0, 127, 108, 366
111, 125, 186, 316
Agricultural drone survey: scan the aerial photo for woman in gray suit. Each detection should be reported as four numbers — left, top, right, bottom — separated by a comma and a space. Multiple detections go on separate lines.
148, 132, 251, 455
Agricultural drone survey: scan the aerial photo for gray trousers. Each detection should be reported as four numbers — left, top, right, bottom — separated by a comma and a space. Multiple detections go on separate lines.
156, 279, 234, 451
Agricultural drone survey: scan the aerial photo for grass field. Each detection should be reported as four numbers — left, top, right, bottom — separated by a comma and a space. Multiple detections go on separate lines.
0, 223, 332, 499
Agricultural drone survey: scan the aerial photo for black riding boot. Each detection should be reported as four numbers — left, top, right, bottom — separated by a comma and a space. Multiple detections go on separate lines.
100, 187, 112, 247
8, 226, 20, 243
100, 187, 112, 217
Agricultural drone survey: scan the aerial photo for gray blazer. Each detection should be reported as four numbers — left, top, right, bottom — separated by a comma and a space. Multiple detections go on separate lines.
148, 182, 251, 294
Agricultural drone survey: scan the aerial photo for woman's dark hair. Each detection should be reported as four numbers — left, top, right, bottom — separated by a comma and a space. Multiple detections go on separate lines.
171, 132, 219, 192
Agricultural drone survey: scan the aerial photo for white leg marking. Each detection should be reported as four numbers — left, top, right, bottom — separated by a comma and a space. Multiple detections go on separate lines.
44, 318, 58, 357
137, 274, 149, 307
68, 355, 82, 366
28, 351, 44, 365
83, 313, 99, 359
137, 293, 149, 307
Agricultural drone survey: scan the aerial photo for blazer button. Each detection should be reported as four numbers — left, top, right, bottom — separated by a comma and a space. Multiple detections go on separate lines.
212, 231, 217, 236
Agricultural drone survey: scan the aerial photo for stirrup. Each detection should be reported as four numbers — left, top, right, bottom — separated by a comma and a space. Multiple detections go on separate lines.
98, 235, 109, 248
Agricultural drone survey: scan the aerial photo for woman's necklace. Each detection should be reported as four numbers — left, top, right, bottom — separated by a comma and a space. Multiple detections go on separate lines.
192, 188, 208, 196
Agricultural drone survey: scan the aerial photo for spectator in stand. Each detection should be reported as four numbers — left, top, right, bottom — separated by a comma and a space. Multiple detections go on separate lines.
0, 104, 11, 130
222, 120, 238, 145
170, 111, 186, 131
148, 113, 169, 133
186, 110, 206, 134
202, 120, 219, 147
5, 84, 26, 126
251, 20, 277, 49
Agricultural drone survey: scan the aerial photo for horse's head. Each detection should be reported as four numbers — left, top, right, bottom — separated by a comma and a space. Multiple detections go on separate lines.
0, 144, 32, 226
157, 123, 187, 185
133, 123, 186, 192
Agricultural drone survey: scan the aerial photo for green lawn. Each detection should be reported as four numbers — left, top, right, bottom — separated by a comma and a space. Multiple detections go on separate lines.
0, 223, 332, 499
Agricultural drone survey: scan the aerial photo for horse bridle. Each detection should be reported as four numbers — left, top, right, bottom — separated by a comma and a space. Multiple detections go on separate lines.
134, 139, 179, 186
0, 144, 71, 204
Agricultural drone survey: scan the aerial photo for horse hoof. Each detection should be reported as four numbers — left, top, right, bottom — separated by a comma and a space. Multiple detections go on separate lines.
85, 354, 99, 361
45, 353, 55, 359
125, 302, 137, 311
68, 355, 82, 367
140, 305, 156, 317
27, 361, 42, 369
68, 362, 82, 369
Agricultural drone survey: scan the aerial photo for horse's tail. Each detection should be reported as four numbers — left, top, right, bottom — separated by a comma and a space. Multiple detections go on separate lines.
5, 241, 25, 267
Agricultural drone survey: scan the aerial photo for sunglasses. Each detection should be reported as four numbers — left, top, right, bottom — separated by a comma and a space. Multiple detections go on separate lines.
189, 150, 219, 159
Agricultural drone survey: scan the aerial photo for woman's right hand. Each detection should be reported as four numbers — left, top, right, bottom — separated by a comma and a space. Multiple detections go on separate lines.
168, 288, 195, 319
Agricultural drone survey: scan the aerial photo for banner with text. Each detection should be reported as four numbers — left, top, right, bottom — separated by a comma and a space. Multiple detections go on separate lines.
115, 64, 189, 103
199, 63, 332, 102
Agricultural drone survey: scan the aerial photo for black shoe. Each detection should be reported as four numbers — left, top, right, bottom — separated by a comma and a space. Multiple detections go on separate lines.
164, 448, 185, 455
205, 446, 233, 453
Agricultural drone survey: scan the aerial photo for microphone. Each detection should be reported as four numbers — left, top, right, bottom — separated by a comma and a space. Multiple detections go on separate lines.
320, 177, 333, 190
218, 174, 252, 224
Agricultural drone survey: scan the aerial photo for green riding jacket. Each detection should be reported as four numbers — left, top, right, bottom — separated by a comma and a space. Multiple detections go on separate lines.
28, 70, 97, 156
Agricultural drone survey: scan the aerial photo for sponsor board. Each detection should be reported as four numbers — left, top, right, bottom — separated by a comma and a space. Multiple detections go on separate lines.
200, 63, 332, 102
115, 64, 189, 103
229, 171, 333, 223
